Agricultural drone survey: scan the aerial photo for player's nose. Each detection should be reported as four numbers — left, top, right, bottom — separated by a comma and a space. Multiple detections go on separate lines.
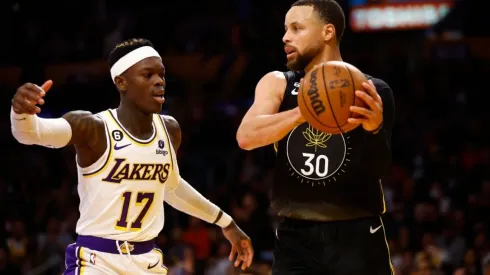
282, 31, 291, 44
154, 76, 164, 86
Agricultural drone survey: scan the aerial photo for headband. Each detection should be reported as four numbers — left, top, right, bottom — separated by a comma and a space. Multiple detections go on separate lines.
110, 46, 161, 83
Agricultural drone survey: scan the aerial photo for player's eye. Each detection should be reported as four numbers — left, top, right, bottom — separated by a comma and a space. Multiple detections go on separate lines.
146, 73, 153, 79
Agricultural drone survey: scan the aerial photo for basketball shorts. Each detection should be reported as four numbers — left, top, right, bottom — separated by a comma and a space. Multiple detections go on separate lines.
63, 235, 168, 275
272, 216, 394, 275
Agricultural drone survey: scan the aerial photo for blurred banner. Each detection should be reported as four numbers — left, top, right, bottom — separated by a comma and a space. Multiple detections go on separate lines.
0, 53, 248, 87
348, 0, 454, 31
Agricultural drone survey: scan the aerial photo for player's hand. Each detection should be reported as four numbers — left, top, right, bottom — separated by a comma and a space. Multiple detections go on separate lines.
347, 79, 383, 132
222, 221, 254, 270
11, 80, 53, 115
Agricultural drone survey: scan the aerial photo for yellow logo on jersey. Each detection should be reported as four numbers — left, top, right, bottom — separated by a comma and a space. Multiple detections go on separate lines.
102, 158, 171, 184
119, 243, 135, 254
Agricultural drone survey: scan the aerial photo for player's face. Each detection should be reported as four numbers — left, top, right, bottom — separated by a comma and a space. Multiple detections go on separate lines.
283, 6, 325, 71
124, 57, 166, 114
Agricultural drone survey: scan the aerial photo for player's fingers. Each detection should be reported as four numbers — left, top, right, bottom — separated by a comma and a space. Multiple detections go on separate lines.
241, 240, 254, 264
347, 118, 366, 125
363, 81, 382, 104
245, 246, 254, 267
349, 106, 374, 117
241, 260, 248, 270
14, 93, 39, 114
361, 82, 377, 100
40, 80, 53, 93
11, 100, 32, 115
22, 83, 45, 96
234, 245, 246, 267
19, 88, 42, 104
234, 254, 242, 268
229, 246, 236, 261
355, 90, 378, 112
18, 85, 45, 106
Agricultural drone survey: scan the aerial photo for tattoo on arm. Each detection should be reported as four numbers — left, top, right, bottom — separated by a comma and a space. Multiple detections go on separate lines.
62, 111, 104, 148
163, 116, 182, 152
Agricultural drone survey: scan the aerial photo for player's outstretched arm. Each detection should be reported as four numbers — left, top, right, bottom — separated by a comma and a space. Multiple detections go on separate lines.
11, 80, 104, 149
162, 115, 254, 270
236, 71, 305, 151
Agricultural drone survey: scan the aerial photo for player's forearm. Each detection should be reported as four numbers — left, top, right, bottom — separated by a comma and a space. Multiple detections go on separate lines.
10, 107, 72, 148
364, 83, 395, 178
364, 129, 392, 177
237, 108, 303, 150
165, 176, 232, 228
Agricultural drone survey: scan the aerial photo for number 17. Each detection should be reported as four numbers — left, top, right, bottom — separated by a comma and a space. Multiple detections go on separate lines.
115, 191, 155, 231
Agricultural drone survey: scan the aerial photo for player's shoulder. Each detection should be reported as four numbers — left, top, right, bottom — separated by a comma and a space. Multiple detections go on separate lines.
364, 74, 392, 92
253, 71, 289, 100
158, 114, 181, 150
63, 110, 104, 125
257, 71, 304, 90
159, 114, 181, 136
159, 115, 179, 129
260, 71, 287, 84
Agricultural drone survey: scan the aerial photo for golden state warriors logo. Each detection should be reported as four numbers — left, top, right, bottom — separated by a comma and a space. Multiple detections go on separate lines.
286, 124, 351, 186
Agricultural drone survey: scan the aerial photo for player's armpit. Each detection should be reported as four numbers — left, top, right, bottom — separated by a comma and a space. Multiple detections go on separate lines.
162, 115, 181, 152
62, 111, 105, 148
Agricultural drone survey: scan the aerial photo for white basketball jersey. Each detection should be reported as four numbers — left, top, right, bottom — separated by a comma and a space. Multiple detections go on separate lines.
75, 109, 178, 242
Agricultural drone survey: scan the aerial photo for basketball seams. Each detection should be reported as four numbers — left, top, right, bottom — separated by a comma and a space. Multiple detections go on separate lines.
344, 65, 357, 121
321, 64, 344, 133
300, 71, 339, 130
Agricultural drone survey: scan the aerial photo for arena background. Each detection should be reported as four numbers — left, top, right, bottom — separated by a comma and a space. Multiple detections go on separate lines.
1, 0, 489, 274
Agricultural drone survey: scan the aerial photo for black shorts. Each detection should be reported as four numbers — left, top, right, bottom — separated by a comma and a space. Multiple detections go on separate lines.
272, 216, 394, 275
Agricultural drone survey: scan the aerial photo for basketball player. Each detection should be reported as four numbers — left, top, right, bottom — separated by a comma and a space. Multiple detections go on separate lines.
10, 38, 253, 274
236, 0, 395, 274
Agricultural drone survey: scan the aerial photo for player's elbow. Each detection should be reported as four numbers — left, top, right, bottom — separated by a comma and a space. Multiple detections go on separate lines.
236, 130, 254, 151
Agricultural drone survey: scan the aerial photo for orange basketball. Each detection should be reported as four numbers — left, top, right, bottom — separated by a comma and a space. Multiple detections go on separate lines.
297, 61, 368, 134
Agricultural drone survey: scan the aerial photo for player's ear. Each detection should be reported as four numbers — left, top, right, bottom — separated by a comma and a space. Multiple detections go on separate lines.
114, 76, 127, 92
323, 23, 335, 43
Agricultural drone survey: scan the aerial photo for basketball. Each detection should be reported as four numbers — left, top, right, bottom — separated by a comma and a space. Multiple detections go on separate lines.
297, 61, 368, 134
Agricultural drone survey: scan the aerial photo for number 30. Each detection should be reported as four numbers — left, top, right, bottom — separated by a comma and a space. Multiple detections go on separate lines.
300, 153, 329, 177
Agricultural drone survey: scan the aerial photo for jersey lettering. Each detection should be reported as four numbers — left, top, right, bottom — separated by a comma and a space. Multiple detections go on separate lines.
102, 158, 171, 184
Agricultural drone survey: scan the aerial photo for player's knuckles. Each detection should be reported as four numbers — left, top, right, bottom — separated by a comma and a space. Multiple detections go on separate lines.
20, 98, 36, 109
18, 100, 34, 111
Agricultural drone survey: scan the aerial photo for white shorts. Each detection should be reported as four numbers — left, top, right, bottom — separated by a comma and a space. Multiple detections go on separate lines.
63, 236, 168, 275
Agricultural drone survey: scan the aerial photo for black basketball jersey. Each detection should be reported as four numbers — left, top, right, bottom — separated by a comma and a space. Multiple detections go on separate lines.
270, 70, 389, 221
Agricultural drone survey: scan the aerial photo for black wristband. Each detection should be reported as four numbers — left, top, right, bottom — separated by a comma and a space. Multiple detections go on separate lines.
213, 210, 223, 224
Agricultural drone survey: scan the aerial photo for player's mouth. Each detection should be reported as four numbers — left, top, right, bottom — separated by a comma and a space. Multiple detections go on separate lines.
152, 89, 165, 104
284, 46, 297, 58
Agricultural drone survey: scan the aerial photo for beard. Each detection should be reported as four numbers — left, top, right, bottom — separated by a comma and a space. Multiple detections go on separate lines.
286, 44, 322, 71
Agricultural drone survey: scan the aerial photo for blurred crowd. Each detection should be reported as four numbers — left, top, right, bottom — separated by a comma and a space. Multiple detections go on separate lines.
0, 1, 489, 275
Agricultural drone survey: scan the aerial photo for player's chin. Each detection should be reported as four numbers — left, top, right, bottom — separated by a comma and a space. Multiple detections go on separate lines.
144, 101, 163, 114
286, 60, 301, 71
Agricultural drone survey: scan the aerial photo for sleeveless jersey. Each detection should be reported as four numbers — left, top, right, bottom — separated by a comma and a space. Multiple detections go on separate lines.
75, 109, 177, 242
270, 71, 386, 221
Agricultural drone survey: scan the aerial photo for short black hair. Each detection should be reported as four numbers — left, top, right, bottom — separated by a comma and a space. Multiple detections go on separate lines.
108, 38, 155, 68
292, 0, 345, 42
